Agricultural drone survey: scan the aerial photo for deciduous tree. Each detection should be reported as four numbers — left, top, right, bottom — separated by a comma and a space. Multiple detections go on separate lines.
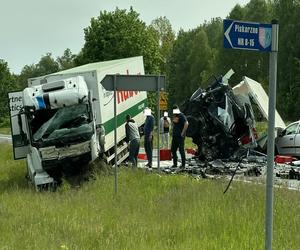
0, 60, 14, 119
75, 7, 161, 74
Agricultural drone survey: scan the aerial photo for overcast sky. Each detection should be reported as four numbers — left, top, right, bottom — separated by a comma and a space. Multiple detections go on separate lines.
0, 0, 250, 74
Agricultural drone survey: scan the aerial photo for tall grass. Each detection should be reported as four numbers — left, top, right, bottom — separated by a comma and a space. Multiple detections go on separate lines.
0, 127, 11, 134
0, 144, 299, 249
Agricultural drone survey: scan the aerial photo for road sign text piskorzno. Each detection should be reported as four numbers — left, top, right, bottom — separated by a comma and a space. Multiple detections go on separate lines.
224, 19, 272, 52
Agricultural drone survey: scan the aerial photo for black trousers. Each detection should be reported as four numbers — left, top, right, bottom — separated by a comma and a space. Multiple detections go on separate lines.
171, 136, 186, 167
129, 139, 140, 167
144, 135, 153, 166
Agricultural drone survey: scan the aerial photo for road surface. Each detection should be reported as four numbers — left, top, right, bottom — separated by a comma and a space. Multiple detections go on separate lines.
0, 134, 12, 144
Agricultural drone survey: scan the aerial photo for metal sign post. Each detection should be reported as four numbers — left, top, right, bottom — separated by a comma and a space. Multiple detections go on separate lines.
113, 75, 118, 194
157, 76, 161, 172
101, 75, 166, 194
265, 20, 279, 250
224, 19, 278, 250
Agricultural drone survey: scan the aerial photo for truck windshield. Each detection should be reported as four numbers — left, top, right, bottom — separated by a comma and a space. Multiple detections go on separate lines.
31, 104, 93, 147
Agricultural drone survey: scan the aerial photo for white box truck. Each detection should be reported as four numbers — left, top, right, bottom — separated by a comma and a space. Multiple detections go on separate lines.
9, 56, 147, 189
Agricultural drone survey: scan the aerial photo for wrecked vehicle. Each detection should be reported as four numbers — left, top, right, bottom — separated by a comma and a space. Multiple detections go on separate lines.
8, 57, 147, 190
182, 70, 258, 160
165, 71, 299, 187
182, 70, 286, 161
275, 120, 300, 157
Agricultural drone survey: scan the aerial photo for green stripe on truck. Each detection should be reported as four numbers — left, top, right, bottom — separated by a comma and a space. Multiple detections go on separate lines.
102, 99, 147, 134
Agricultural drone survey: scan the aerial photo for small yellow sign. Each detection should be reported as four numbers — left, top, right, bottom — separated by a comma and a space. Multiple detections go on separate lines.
159, 92, 168, 110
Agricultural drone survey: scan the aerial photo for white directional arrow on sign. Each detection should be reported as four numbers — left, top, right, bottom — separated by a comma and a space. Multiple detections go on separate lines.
224, 21, 234, 48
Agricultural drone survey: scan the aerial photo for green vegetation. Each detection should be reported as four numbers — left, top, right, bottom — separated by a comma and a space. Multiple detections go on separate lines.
76, 8, 161, 74
184, 137, 195, 149
0, 144, 299, 249
0, 127, 11, 134
2, 0, 300, 122
256, 121, 268, 136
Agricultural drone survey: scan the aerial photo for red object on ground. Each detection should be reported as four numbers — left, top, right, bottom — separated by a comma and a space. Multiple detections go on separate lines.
274, 155, 296, 164
138, 153, 147, 160
160, 149, 172, 161
138, 150, 172, 161
186, 148, 197, 155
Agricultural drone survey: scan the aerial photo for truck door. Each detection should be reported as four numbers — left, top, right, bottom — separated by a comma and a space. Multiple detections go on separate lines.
8, 91, 29, 159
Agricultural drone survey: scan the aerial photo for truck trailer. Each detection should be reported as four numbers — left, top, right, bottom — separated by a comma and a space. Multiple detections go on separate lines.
9, 56, 147, 189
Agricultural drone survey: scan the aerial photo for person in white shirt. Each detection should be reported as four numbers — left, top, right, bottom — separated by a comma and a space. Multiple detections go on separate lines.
160, 111, 171, 149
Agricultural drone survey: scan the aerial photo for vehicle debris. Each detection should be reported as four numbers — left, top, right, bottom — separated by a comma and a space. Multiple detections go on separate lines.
161, 155, 265, 178
182, 70, 258, 161
156, 70, 299, 188
157, 155, 300, 190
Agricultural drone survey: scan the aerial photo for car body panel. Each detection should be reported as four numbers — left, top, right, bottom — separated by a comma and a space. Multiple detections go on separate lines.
276, 121, 300, 156
295, 128, 300, 156
233, 77, 286, 129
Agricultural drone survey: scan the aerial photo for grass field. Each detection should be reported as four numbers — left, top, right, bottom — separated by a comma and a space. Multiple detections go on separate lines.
0, 127, 10, 134
0, 144, 300, 249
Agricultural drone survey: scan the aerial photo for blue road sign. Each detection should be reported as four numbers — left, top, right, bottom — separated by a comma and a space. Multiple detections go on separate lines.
224, 19, 272, 52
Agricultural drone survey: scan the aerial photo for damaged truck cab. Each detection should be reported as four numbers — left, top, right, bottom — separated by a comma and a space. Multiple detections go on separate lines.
9, 57, 147, 189
23, 76, 96, 187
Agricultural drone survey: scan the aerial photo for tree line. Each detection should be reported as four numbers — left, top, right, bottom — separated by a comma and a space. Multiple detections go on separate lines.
0, 0, 299, 125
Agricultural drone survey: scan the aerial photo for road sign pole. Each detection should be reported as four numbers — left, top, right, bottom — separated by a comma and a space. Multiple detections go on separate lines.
265, 20, 279, 250
113, 75, 118, 194
223, 19, 277, 249
157, 76, 161, 172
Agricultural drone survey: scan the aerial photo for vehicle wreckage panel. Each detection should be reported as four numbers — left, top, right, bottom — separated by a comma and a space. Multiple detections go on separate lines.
39, 141, 91, 160
233, 77, 286, 129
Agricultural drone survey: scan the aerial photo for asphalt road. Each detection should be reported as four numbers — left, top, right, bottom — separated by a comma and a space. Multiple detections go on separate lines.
0, 134, 12, 144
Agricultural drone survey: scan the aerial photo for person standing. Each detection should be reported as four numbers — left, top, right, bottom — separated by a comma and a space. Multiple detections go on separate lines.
125, 114, 140, 168
160, 111, 171, 148
171, 105, 189, 169
143, 108, 155, 168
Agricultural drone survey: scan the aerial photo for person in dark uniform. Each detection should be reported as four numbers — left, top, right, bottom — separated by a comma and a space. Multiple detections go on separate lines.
171, 105, 189, 168
143, 108, 155, 168
125, 114, 140, 167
